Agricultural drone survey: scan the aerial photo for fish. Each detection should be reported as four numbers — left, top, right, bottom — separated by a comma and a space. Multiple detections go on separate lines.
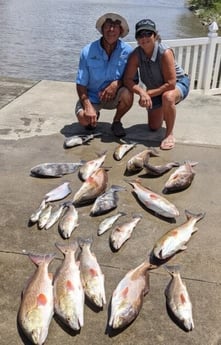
113, 142, 137, 161
152, 209, 205, 260
45, 203, 65, 230
126, 147, 159, 173
97, 212, 126, 236
78, 237, 106, 308
164, 265, 194, 331
29, 199, 47, 224
18, 253, 55, 345
44, 182, 72, 202
128, 180, 179, 219
90, 184, 126, 216
143, 161, 180, 177
109, 261, 151, 329
30, 161, 84, 178
78, 151, 107, 181
110, 214, 142, 250
73, 168, 108, 206
38, 203, 53, 230
58, 202, 79, 239
64, 132, 102, 148
163, 161, 198, 193
53, 241, 84, 331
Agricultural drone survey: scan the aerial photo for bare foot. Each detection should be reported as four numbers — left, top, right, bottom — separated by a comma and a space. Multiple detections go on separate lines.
160, 135, 175, 150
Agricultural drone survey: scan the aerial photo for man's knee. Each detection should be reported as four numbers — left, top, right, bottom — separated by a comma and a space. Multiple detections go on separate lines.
119, 87, 133, 107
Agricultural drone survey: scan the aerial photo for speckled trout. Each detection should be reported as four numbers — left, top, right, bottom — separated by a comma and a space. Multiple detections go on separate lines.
18, 253, 55, 345
153, 210, 205, 260
53, 241, 84, 331
128, 180, 179, 218
109, 261, 151, 329
164, 265, 194, 331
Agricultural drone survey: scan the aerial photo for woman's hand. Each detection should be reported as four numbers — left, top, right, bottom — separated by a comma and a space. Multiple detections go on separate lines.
139, 92, 152, 108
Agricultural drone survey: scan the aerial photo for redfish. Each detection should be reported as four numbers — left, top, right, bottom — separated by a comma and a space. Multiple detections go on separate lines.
163, 161, 198, 193
73, 168, 108, 206
78, 237, 106, 308
109, 261, 151, 329
18, 253, 55, 345
113, 142, 137, 161
78, 151, 107, 181
110, 214, 142, 250
128, 180, 179, 219
153, 210, 205, 260
53, 241, 84, 331
126, 147, 159, 173
164, 265, 194, 331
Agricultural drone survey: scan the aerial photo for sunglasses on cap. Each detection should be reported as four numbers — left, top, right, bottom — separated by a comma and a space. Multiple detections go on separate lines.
136, 30, 154, 39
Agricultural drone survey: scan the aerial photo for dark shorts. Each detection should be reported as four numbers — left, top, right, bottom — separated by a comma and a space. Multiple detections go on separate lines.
150, 74, 190, 110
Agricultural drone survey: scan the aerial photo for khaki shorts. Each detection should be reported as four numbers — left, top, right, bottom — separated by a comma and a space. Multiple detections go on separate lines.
75, 87, 126, 116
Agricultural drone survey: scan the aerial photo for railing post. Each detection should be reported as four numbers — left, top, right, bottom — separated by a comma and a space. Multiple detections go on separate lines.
203, 21, 219, 94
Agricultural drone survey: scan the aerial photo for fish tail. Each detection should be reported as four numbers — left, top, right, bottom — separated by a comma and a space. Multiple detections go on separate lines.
28, 252, 56, 267
149, 147, 160, 157
164, 264, 181, 276
110, 184, 126, 192
185, 209, 206, 222
55, 240, 79, 255
78, 236, 93, 249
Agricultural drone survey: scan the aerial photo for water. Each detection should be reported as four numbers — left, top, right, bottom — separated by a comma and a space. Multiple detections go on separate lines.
0, 0, 207, 82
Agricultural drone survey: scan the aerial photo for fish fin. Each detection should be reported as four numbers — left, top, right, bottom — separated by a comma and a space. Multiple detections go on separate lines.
48, 272, 53, 281
28, 253, 55, 267
185, 209, 206, 222
37, 293, 47, 306
55, 240, 79, 255
180, 245, 187, 251
180, 292, 187, 304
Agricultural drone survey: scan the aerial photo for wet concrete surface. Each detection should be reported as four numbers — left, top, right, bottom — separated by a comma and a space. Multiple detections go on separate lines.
0, 77, 221, 345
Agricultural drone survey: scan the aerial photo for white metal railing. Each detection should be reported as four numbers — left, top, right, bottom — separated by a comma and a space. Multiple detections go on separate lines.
127, 22, 221, 95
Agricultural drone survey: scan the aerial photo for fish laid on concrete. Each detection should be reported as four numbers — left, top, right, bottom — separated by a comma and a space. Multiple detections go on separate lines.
126, 148, 159, 173
18, 253, 55, 345
54, 241, 84, 331
64, 132, 102, 148
45, 203, 65, 230
128, 180, 179, 219
78, 151, 107, 181
143, 161, 180, 177
110, 214, 142, 250
97, 212, 126, 236
90, 184, 126, 216
38, 203, 53, 230
58, 202, 79, 239
73, 168, 108, 206
78, 237, 106, 308
163, 161, 198, 193
30, 161, 84, 178
152, 210, 205, 260
29, 199, 47, 224
164, 265, 194, 331
44, 182, 72, 202
109, 261, 151, 329
113, 142, 137, 161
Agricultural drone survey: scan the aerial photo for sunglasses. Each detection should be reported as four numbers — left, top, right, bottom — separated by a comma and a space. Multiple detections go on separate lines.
103, 19, 121, 29
136, 30, 154, 39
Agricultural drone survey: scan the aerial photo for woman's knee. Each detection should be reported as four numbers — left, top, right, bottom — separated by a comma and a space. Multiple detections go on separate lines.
119, 87, 133, 107
162, 91, 176, 106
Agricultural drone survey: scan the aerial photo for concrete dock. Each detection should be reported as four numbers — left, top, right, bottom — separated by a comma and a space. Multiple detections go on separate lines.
0, 76, 221, 345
